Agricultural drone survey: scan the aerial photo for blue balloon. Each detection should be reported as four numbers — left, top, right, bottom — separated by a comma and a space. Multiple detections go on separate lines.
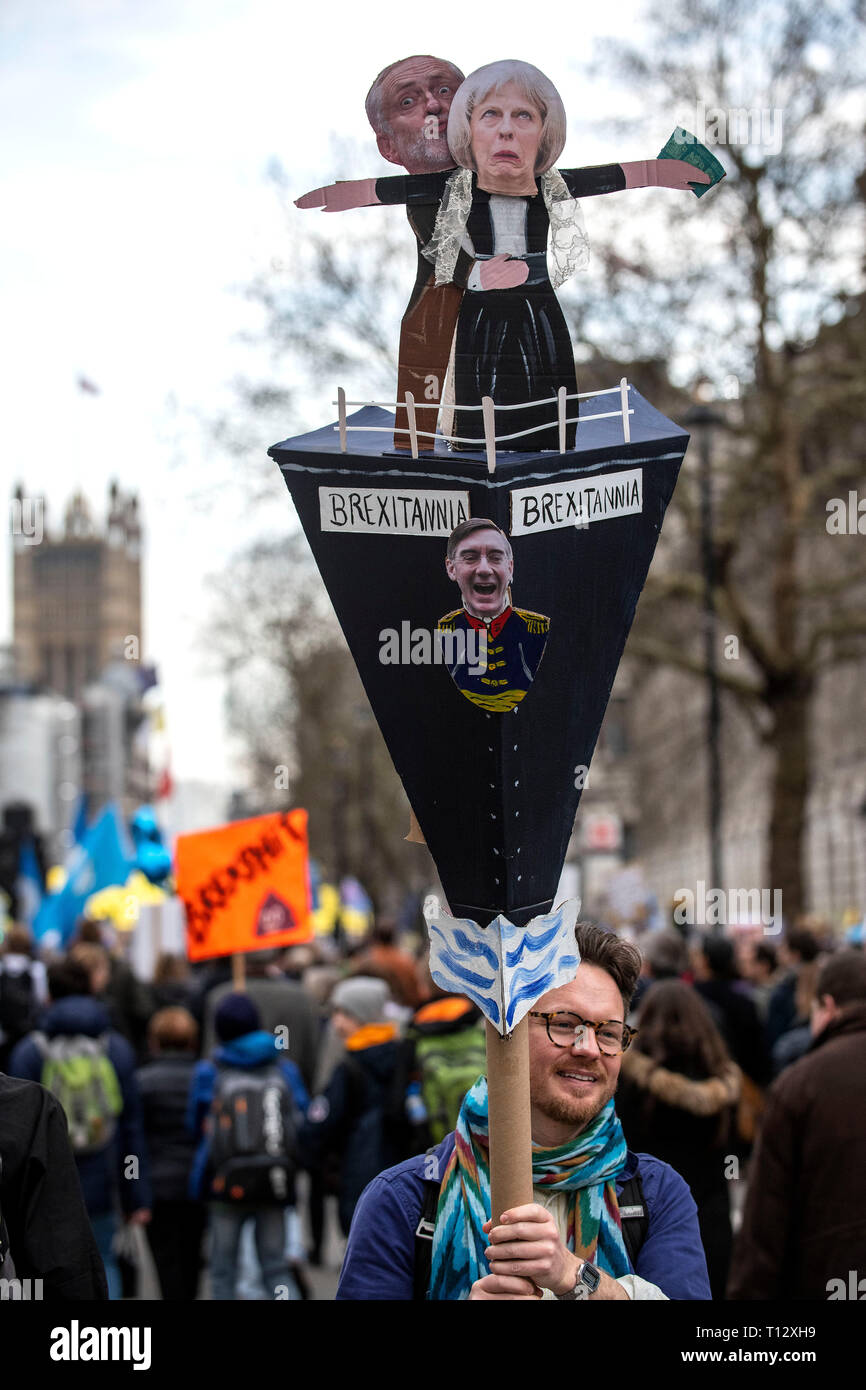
136, 841, 172, 885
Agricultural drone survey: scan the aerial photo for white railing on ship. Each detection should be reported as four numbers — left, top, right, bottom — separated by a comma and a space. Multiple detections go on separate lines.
331, 379, 633, 474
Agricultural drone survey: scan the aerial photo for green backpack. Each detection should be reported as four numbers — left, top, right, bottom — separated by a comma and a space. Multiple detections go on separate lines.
414, 1024, 487, 1142
34, 1033, 123, 1155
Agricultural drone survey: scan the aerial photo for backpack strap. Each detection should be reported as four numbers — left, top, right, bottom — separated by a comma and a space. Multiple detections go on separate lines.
413, 1147, 441, 1302
617, 1169, 649, 1270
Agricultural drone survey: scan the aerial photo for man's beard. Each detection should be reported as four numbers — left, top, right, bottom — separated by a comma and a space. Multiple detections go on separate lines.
396, 130, 454, 173
533, 1068, 618, 1134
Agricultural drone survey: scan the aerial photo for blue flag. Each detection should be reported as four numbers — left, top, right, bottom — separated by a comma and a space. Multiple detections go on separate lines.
15, 840, 44, 927
72, 793, 89, 845
33, 804, 134, 948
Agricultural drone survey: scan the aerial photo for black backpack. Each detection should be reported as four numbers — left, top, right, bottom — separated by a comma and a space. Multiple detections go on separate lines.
206, 1065, 298, 1205
0, 965, 37, 1047
412, 1153, 649, 1300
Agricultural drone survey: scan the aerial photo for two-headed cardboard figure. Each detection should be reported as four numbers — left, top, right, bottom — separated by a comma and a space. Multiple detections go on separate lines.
297, 57, 721, 453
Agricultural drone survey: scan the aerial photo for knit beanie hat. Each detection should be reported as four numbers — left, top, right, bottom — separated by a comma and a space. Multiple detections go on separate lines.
330, 976, 390, 1026
215, 991, 261, 1042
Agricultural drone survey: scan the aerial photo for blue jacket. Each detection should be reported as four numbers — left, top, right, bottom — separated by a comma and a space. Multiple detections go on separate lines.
8, 996, 152, 1217
337, 1131, 712, 1300
186, 1030, 309, 1200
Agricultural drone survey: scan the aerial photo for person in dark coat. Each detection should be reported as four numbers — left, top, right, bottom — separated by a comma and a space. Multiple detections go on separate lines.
728, 949, 866, 1299
765, 927, 821, 1048
8, 958, 152, 1299
299, 976, 409, 1236
73, 922, 155, 1059
691, 934, 771, 1086
0, 1072, 108, 1298
149, 952, 198, 1015
136, 1006, 205, 1300
616, 980, 741, 1299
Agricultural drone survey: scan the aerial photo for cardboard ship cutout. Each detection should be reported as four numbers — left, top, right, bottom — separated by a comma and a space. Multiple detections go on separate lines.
280, 58, 721, 1040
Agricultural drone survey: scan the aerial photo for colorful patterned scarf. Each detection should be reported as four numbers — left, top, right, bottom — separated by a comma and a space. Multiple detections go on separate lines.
429, 1076, 630, 1300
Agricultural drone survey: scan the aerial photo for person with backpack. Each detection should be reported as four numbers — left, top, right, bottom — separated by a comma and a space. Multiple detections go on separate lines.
337, 925, 711, 1300
0, 924, 48, 1072
299, 976, 423, 1238
407, 990, 487, 1143
187, 992, 308, 1300
7, 957, 152, 1299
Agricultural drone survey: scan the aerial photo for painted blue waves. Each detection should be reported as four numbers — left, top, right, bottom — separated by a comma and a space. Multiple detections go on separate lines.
423, 896, 582, 1035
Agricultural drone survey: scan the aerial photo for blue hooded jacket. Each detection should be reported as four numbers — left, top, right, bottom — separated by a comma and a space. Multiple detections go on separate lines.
187, 1030, 309, 1201
8, 995, 153, 1217
337, 1131, 712, 1300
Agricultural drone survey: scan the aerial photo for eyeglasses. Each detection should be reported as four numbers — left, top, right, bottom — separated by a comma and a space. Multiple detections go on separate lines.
529, 1010, 638, 1056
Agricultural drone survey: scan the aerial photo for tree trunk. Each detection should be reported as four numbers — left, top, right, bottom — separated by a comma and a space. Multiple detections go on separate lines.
766, 675, 812, 925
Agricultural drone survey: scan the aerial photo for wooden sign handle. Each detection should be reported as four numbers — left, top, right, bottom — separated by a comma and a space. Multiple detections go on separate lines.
485, 1018, 533, 1225
231, 953, 246, 991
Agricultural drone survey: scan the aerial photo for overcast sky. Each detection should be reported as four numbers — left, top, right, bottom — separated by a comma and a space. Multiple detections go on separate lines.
0, 0, 756, 788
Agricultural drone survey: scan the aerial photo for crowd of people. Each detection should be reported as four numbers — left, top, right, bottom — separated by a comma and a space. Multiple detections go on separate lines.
0, 910, 863, 1301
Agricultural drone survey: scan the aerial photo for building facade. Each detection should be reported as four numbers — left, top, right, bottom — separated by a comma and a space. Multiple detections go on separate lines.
12, 482, 141, 703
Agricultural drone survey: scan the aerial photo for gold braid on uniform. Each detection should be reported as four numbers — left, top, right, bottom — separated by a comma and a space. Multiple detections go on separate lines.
460, 689, 528, 713
513, 608, 550, 636
437, 610, 461, 632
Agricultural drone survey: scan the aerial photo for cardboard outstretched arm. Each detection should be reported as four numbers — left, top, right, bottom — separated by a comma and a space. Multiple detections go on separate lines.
295, 178, 382, 211
620, 158, 711, 191
559, 160, 710, 197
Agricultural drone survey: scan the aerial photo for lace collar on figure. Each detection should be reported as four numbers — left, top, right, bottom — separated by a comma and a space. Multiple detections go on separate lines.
423, 167, 590, 290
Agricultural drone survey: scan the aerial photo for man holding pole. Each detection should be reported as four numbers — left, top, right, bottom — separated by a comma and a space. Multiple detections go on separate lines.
337, 924, 711, 1300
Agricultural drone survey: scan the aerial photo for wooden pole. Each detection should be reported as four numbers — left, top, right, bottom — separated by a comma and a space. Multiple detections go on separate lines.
482, 396, 497, 475
557, 386, 567, 454
405, 391, 419, 459
620, 377, 631, 444
337, 386, 347, 452
485, 1017, 533, 1224
231, 953, 246, 991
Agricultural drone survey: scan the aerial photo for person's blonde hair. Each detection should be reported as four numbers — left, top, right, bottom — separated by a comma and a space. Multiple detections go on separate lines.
446, 60, 567, 175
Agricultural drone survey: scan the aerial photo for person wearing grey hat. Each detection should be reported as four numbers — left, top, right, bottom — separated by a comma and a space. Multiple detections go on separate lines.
300, 976, 424, 1235
330, 977, 391, 1037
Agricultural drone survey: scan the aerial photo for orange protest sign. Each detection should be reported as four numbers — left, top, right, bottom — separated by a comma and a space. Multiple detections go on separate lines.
176, 810, 312, 962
